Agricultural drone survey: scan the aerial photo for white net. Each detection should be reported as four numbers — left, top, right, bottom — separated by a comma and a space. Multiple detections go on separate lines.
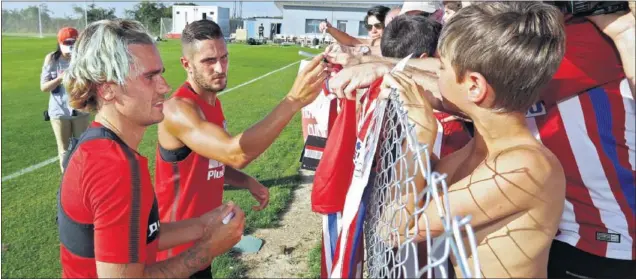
160, 17, 174, 38
1, 4, 86, 37
363, 90, 481, 278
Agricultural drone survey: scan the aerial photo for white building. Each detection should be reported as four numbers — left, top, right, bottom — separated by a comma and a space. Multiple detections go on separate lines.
243, 17, 283, 40
274, 1, 397, 39
171, 5, 231, 37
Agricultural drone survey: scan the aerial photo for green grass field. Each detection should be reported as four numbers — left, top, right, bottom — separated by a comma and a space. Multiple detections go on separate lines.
1, 36, 321, 278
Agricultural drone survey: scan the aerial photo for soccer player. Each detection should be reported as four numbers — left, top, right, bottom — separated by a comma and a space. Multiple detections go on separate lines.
381, 2, 567, 277
154, 19, 327, 277
58, 19, 245, 278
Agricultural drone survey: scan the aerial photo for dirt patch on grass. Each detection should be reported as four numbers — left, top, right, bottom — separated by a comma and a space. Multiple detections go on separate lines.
238, 170, 321, 278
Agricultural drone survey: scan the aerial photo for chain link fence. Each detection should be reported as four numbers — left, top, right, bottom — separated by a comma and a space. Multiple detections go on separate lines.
363, 90, 481, 278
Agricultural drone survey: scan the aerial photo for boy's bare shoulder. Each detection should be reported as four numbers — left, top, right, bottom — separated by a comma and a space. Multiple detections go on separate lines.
483, 144, 565, 194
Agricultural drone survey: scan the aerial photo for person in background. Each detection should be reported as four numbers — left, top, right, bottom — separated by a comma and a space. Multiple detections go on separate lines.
442, 1, 463, 24
40, 27, 90, 172
258, 23, 264, 39
399, 1, 437, 17
320, 5, 391, 56
384, 7, 403, 26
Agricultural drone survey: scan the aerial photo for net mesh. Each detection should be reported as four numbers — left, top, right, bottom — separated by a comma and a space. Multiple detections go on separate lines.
1, 5, 86, 37
160, 17, 174, 38
363, 90, 481, 278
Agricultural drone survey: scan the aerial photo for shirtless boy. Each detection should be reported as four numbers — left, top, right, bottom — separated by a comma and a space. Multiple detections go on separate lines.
381, 2, 567, 277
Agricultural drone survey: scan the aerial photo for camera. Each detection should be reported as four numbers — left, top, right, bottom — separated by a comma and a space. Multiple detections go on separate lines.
552, 1, 629, 17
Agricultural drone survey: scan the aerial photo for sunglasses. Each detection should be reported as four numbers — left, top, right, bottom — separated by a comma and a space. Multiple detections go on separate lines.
365, 23, 384, 31
62, 39, 76, 46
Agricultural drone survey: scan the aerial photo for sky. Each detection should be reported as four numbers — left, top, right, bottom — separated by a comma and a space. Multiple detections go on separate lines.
1, 1, 405, 19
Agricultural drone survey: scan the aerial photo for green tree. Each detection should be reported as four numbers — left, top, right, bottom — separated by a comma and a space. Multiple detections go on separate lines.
72, 4, 117, 24
1, 5, 52, 34
125, 1, 170, 34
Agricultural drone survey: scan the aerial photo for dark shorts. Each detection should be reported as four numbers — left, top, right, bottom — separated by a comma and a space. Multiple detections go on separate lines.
548, 240, 636, 278
190, 265, 212, 279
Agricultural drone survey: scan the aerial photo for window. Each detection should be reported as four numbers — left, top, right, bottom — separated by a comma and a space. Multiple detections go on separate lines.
337, 20, 347, 32
305, 19, 322, 33
272, 23, 282, 34
358, 21, 367, 36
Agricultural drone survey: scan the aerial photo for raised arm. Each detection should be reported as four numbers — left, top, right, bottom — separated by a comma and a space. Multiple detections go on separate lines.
40, 53, 64, 92
320, 21, 367, 46
325, 52, 441, 74
163, 55, 327, 169
587, 4, 636, 98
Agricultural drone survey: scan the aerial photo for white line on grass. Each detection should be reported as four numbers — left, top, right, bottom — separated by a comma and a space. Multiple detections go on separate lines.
1, 157, 59, 182
1, 60, 303, 182
218, 60, 301, 96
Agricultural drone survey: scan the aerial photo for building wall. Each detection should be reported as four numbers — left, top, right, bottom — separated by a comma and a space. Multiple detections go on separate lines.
243, 18, 284, 39
281, 5, 370, 38
171, 6, 230, 37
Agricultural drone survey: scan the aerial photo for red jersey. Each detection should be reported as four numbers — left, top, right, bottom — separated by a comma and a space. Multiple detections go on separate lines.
155, 82, 227, 262
58, 122, 160, 278
529, 21, 635, 260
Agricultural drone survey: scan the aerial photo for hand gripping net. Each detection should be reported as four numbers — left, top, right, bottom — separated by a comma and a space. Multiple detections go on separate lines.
363, 90, 481, 278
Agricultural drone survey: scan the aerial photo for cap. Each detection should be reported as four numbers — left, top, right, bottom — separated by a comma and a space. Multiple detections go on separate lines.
58, 27, 79, 43
399, 1, 437, 15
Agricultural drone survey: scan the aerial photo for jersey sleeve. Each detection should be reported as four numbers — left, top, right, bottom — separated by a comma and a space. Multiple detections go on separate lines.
83, 148, 148, 264
542, 21, 625, 106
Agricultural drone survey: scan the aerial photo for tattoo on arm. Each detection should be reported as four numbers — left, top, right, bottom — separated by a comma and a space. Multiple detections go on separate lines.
145, 242, 213, 278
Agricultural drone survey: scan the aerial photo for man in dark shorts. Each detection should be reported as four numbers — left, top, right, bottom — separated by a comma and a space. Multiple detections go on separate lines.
58, 19, 245, 278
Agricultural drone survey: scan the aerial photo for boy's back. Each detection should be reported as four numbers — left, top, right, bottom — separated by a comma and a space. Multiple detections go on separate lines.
436, 135, 565, 277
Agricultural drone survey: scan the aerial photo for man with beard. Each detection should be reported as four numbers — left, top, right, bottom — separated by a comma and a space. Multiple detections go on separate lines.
154, 20, 327, 278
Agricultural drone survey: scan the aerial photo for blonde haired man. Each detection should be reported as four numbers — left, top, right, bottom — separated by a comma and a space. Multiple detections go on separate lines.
58, 19, 245, 278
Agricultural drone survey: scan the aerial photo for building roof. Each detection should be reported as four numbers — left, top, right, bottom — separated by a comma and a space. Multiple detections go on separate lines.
248, 16, 284, 19
274, 1, 400, 12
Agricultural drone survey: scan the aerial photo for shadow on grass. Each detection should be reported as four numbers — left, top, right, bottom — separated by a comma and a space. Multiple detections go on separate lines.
225, 171, 316, 236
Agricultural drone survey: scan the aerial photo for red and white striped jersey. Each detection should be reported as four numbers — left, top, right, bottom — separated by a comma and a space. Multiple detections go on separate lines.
526, 21, 635, 260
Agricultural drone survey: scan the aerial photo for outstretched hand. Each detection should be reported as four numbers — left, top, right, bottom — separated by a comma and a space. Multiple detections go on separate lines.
198, 202, 245, 257
319, 21, 332, 33
287, 54, 329, 107
380, 72, 438, 145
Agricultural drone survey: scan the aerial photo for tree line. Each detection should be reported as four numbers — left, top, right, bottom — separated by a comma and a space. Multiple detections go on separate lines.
1, 1, 196, 35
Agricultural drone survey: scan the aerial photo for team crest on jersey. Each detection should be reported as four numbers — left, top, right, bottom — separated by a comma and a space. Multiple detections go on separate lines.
525, 101, 547, 118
